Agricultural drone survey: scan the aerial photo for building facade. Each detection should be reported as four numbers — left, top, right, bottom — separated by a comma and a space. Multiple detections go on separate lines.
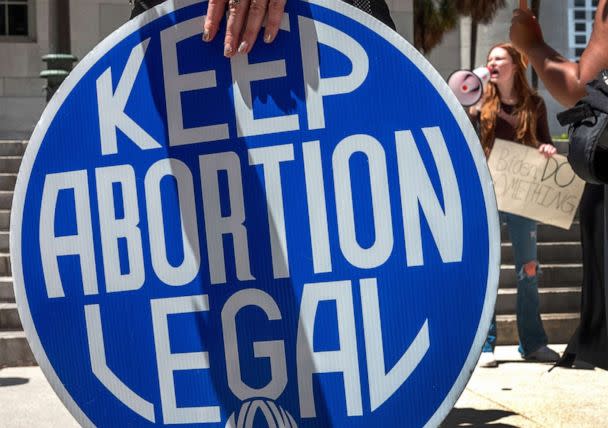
0, 0, 593, 138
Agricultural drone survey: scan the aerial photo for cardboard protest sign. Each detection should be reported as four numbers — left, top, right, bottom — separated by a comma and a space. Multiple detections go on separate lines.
10, 0, 499, 426
488, 139, 585, 229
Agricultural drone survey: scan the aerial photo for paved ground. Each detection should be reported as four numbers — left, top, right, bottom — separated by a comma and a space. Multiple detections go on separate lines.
443, 345, 608, 428
1, 345, 607, 427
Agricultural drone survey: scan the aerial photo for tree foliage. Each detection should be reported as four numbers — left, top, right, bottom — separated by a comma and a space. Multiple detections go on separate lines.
453, 0, 507, 68
454, 0, 507, 24
413, 0, 509, 57
413, 0, 458, 54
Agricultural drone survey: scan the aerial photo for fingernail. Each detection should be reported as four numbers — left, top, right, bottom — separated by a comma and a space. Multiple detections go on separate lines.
238, 41, 248, 54
264, 32, 274, 44
224, 44, 233, 57
202, 29, 211, 42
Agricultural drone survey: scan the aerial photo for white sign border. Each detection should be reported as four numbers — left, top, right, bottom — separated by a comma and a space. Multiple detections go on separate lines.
10, 0, 500, 426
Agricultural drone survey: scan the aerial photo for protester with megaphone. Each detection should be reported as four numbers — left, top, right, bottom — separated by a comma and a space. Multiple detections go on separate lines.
469, 42, 559, 368
511, 0, 608, 370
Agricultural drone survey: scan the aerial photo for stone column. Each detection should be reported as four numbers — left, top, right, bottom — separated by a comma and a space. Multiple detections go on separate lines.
41, 0, 77, 102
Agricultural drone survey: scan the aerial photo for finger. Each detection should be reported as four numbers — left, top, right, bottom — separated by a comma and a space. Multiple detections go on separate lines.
539, 145, 555, 157
264, 0, 286, 44
225, 0, 251, 57
239, 0, 269, 54
519, 0, 528, 10
203, 0, 227, 42
512, 9, 532, 20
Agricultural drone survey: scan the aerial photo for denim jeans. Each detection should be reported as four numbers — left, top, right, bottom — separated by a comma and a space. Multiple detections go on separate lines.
483, 212, 548, 357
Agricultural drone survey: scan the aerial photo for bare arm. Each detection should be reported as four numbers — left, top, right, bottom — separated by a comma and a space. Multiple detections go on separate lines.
510, 0, 608, 107
535, 97, 556, 157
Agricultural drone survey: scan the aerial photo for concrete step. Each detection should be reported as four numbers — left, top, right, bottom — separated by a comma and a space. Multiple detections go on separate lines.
499, 263, 582, 288
496, 286, 581, 315
0, 330, 36, 367
0, 210, 9, 230
0, 231, 7, 252
0, 141, 27, 157
0, 277, 14, 302
0, 302, 21, 330
0, 157, 23, 174
0, 174, 17, 191
0, 253, 10, 277
496, 312, 579, 345
501, 222, 580, 243
501, 241, 582, 265
0, 191, 12, 210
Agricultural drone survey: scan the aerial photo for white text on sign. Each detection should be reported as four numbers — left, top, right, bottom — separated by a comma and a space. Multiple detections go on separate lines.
39, 129, 462, 297
36, 13, 466, 425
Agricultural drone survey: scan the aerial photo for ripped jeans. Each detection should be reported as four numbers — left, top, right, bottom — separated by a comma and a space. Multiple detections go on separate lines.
483, 212, 549, 357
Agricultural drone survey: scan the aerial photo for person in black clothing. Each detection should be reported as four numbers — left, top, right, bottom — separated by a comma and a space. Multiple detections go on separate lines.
131, 0, 395, 55
511, 0, 608, 370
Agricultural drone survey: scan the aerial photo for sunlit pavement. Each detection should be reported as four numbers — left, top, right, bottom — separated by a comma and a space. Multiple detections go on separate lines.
1, 345, 607, 427
445, 345, 608, 427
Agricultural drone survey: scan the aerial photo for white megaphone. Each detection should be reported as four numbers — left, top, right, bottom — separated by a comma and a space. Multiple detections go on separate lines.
447, 66, 491, 107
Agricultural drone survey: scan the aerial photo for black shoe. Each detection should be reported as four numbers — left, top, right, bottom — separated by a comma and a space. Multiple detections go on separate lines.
524, 346, 560, 362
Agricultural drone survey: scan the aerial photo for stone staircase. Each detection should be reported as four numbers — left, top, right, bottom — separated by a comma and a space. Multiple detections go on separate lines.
0, 139, 584, 366
0, 140, 36, 367
496, 220, 582, 345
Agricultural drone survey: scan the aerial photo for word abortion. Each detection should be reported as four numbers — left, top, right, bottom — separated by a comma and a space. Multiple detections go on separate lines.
40, 126, 463, 298
39, 13, 465, 299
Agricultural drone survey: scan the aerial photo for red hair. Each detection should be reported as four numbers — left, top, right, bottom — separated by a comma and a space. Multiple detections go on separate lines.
479, 43, 540, 156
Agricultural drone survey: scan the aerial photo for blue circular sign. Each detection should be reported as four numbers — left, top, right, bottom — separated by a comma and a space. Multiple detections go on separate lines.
11, 0, 500, 426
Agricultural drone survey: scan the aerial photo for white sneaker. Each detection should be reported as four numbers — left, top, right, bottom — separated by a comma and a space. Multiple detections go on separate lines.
478, 352, 498, 368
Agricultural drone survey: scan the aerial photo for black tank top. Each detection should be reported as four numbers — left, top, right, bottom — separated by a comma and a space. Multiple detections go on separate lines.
341, 0, 396, 29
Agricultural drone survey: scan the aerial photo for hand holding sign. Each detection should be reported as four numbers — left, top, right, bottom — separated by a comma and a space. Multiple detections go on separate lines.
538, 143, 557, 158
510, 0, 544, 52
203, 0, 286, 57
488, 139, 584, 229
12, 1, 501, 426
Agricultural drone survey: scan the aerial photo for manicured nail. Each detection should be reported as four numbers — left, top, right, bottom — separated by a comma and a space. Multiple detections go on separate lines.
264, 32, 274, 44
202, 29, 211, 42
238, 41, 249, 54
224, 44, 233, 57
